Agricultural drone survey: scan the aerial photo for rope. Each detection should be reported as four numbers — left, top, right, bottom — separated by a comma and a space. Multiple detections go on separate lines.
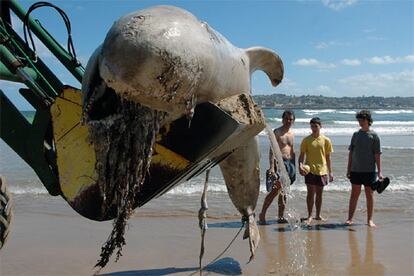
23, 1, 78, 63
198, 169, 210, 274
0, 176, 13, 250
191, 219, 245, 276
194, 169, 246, 275
205, 221, 245, 269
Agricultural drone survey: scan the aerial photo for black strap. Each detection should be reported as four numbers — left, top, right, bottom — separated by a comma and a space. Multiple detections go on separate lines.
23, 1, 78, 63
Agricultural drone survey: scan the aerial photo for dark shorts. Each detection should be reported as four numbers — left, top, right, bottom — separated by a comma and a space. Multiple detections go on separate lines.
305, 173, 328, 186
283, 159, 296, 185
350, 172, 377, 186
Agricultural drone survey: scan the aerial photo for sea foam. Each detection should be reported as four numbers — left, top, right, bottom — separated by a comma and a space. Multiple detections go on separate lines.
374, 110, 413, 114
258, 127, 414, 136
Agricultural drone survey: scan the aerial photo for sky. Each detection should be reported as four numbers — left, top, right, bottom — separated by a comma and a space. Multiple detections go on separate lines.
1, 0, 413, 110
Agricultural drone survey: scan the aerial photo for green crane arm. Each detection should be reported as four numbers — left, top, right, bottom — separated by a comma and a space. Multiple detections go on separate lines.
0, 0, 84, 196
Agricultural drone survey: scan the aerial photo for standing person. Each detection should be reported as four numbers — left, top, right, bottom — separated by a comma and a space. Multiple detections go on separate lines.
298, 117, 334, 225
346, 110, 382, 227
259, 110, 296, 225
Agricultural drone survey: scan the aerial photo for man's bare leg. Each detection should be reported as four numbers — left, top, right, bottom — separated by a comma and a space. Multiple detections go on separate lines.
365, 186, 376, 227
259, 185, 280, 224
314, 185, 326, 221
277, 194, 288, 223
346, 184, 362, 225
306, 184, 315, 224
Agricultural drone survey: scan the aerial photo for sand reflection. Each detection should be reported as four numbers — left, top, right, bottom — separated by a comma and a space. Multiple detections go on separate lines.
347, 228, 385, 275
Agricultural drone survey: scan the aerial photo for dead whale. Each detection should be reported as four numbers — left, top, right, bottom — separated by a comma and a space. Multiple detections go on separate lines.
78, 5, 284, 269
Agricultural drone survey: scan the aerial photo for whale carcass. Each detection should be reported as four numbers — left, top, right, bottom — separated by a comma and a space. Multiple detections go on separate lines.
58, 5, 284, 269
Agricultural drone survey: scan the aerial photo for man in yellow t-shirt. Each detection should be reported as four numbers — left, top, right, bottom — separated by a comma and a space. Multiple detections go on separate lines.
298, 117, 334, 225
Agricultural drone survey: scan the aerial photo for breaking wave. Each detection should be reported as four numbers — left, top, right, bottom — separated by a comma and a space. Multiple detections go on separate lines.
10, 186, 48, 195
382, 146, 414, 150
302, 109, 336, 115
333, 120, 414, 125
374, 110, 413, 114
9, 178, 414, 196
301, 109, 413, 116
167, 181, 414, 194
267, 118, 312, 123
258, 127, 414, 136
267, 118, 414, 126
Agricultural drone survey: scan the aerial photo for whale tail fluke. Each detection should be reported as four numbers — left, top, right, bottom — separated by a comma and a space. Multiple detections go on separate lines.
245, 47, 284, 87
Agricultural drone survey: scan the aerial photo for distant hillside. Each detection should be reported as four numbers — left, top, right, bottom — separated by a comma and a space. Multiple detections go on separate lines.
253, 94, 414, 109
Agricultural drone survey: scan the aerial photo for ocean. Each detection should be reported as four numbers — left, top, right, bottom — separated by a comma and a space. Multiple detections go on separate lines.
1, 108, 413, 221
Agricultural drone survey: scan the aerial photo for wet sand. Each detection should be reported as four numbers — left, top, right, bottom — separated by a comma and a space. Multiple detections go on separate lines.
0, 197, 413, 276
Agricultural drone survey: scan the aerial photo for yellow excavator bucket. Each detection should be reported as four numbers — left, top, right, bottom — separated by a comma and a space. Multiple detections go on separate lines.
51, 86, 264, 221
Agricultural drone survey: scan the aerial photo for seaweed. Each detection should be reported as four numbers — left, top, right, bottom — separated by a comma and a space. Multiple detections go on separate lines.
84, 90, 166, 271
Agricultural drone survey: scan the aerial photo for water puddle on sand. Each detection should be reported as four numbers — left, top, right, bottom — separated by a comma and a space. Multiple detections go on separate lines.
265, 125, 313, 275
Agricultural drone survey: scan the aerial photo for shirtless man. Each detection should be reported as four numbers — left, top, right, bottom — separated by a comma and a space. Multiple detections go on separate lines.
259, 110, 296, 224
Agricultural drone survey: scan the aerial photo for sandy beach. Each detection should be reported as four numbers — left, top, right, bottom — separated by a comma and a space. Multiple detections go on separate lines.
0, 192, 413, 276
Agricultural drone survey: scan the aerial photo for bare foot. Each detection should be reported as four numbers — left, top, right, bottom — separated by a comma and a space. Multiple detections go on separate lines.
345, 219, 353, 225
314, 216, 326, 221
368, 220, 376, 227
258, 213, 266, 225
277, 217, 288, 224
305, 217, 313, 225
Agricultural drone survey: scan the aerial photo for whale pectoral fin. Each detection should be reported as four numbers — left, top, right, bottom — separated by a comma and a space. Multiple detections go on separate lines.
219, 137, 261, 261
219, 138, 260, 213
245, 47, 284, 87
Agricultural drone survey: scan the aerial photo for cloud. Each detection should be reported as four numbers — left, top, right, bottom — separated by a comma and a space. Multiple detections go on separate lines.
318, 63, 337, 70
341, 59, 361, 66
315, 40, 350, 49
283, 70, 413, 97
294, 58, 319, 66
337, 70, 414, 96
367, 55, 414, 65
277, 78, 297, 90
293, 58, 336, 70
316, 42, 329, 49
367, 36, 387, 41
363, 28, 376, 33
315, 85, 332, 93
253, 77, 298, 95
278, 84, 334, 97
321, 0, 358, 11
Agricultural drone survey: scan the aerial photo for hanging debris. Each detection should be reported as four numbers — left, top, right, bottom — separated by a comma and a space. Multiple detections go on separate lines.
83, 89, 166, 270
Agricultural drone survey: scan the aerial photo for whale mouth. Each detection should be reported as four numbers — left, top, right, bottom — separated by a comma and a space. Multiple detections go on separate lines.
83, 88, 167, 269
